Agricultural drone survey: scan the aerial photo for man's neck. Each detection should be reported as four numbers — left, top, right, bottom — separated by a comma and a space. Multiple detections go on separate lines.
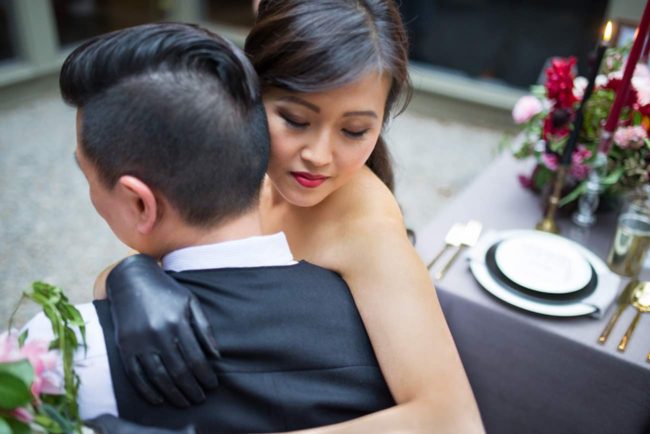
154, 209, 264, 258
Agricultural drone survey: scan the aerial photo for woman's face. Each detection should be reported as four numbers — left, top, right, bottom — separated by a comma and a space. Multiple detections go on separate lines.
263, 72, 391, 208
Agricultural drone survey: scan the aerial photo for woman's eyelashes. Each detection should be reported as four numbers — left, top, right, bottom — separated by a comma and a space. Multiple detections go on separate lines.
279, 110, 371, 139
342, 128, 369, 139
281, 112, 309, 129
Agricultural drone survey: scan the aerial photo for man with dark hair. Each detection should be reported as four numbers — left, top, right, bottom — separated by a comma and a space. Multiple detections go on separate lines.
23, 22, 393, 434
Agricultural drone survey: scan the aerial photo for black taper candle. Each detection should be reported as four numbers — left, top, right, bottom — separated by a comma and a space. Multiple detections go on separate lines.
560, 42, 607, 166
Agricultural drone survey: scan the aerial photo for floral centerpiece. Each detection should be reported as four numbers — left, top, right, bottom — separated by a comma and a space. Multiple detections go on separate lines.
0, 282, 86, 434
511, 45, 650, 207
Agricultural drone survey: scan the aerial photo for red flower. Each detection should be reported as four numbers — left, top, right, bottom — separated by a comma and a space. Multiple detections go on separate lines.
545, 57, 578, 109
640, 104, 650, 117
603, 78, 639, 108
542, 109, 571, 141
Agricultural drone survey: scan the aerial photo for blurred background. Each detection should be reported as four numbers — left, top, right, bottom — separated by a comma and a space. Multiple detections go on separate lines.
0, 0, 645, 323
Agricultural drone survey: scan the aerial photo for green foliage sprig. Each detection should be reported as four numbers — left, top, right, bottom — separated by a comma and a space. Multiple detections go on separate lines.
2, 282, 87, 434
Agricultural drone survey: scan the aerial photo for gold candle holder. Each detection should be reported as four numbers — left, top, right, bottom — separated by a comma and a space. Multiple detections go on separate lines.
536, 165, 568, 234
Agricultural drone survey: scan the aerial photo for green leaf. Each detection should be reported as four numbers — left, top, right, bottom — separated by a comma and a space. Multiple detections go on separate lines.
533, 166, 554, 191
559, 182, 588, 207
41, 402, 77, 433
33, 414, 65, 433
17, 330, 28, 348
0, 359, 34, 387
601, 167, 624, 186
0, 417, 11, 434
22, 281, 86, 431
6, 418, 30, 434
0, 371, 33, 410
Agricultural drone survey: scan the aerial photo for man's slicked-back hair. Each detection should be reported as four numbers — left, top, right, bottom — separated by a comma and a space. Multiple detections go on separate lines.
61, 22, 269, 227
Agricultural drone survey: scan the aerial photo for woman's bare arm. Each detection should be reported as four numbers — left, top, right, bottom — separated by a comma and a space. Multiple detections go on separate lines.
287, 178, 484, 433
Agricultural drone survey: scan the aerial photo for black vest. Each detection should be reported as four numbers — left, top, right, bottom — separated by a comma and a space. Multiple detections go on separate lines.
94, 261, 395, 433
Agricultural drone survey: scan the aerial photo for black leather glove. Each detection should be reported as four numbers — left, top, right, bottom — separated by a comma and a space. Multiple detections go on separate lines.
86, 414, 197, 434
106, 254, 220, 407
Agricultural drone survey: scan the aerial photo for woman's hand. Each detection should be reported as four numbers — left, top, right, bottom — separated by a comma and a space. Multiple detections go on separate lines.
106, 255, 221, 407
94, 250, 139, 299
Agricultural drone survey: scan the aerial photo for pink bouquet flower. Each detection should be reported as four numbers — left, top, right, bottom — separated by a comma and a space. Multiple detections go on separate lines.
513, 96, 544, 124
0, 331, 63, 423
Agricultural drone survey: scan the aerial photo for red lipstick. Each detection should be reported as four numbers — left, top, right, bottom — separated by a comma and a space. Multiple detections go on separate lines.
291, 172, 328, 188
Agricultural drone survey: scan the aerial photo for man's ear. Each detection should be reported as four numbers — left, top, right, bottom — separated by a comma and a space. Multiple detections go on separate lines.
116, 176, 159, 234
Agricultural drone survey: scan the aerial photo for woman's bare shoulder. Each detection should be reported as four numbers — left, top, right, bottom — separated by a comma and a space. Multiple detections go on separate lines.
334, 166, 403, 224
321, 167, 410, 268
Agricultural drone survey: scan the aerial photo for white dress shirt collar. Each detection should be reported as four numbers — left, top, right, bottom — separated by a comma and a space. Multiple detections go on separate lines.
161, 232, 296, 272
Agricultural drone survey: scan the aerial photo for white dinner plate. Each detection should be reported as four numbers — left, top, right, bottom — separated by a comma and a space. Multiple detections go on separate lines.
468, 230, 612, 317
494, 233, 593, 295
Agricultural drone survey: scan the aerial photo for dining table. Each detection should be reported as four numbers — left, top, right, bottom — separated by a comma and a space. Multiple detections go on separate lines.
416, 153, 650, 434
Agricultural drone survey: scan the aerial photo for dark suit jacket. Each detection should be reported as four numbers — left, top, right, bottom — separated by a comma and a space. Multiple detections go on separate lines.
95, 261, 394, 433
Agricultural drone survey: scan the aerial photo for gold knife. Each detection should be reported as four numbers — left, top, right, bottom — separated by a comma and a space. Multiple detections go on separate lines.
598, 280, 638, 344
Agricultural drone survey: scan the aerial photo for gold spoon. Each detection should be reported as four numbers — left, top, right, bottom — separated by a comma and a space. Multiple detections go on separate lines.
617, 282, 650, 352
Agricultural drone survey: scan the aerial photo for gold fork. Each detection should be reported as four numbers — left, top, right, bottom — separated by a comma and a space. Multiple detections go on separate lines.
427, 223, 465, 270
435, 220, 483, 280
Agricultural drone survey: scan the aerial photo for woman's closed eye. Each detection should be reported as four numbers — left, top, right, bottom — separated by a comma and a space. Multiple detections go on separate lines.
342, 128, 370, 139
280, 113, 309, 129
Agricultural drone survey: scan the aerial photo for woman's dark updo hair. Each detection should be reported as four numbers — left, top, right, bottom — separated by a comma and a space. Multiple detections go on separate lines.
245, 0, 411, 191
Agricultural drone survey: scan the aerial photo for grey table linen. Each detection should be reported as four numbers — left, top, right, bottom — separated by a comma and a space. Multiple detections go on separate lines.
416, 154, 650, 434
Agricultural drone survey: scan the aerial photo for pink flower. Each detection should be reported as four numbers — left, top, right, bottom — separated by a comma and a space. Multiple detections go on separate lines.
518, 174, 533, 189
633, 76, 650, 105
614, 126, 648, 150
635, 64, 650, 79
11, 407, 33, 424
541, 152, 559, 171
570, 145, 592, 180
0, 331, 63, 403
0, 331, 20, 362
513, 96, 543, 124
20, 340, 63, 399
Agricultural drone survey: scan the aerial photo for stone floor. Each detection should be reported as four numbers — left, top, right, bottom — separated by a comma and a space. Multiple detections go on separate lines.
0, 75, 509, 325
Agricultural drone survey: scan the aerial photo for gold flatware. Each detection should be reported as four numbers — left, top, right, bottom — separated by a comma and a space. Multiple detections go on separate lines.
435, 220, 483, 280
617, 282, 650, 352
427, 223, 465, 270
598, 280, 638, 344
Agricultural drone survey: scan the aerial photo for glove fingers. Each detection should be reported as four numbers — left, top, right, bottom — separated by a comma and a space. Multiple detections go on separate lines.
189, 297, 221, 360
177, 325, 219, 390
160, 341, 207, 404
85, 414, 197, 434
123, 356, 164, 405
140, 353, 191, 408
84, 414, 113, 434
85, 414, 144, 434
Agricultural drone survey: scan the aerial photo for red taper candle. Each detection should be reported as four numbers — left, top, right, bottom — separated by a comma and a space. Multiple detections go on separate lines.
602, 0, 650, 153
642, 31, 650, 63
